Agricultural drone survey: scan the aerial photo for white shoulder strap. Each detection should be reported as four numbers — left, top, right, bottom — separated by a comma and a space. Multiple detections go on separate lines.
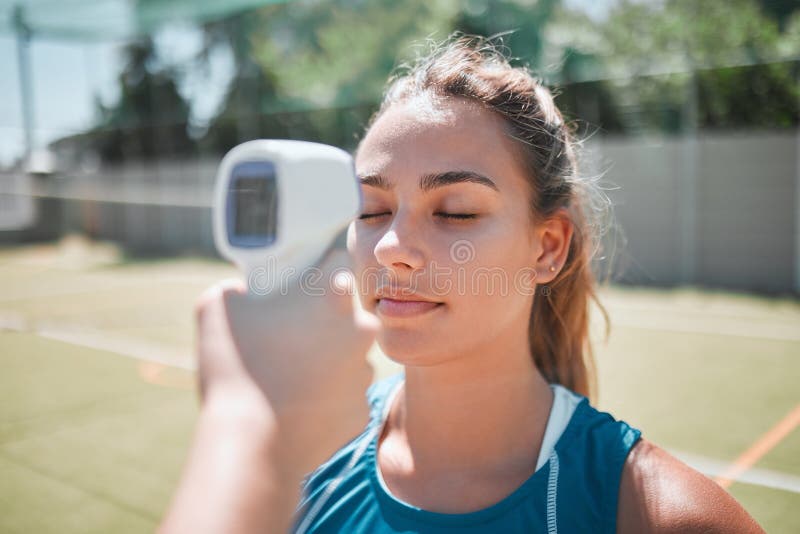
536, 384, 583, 471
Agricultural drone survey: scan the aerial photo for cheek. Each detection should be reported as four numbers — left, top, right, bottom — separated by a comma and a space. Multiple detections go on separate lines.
448, 221, 534, 279
447, 260, 533, 317
437, 229, 535, 328
347, 224, 381, 308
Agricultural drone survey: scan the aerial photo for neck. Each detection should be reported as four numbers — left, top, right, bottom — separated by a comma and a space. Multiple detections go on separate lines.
383, 324, 554, 478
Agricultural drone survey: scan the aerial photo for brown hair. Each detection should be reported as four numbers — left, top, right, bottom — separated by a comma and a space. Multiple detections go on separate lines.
362, 34, 614, 403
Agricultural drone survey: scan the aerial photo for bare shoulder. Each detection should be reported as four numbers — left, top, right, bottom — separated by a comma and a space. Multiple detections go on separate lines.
615, 437, 765, 534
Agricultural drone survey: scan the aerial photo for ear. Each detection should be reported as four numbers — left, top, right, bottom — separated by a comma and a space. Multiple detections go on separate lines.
531, 208, 573, 284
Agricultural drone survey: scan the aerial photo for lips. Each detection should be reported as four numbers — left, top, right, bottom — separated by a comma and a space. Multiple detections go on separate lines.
375, 287, 443, 318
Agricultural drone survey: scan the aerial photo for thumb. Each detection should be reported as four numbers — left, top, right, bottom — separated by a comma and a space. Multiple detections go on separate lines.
333, 268, 380, 334
314, 249, 357, 313
321, 252, 379, 334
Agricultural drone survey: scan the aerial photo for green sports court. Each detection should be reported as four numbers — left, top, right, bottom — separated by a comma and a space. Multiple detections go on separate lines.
1, 239, 798, 532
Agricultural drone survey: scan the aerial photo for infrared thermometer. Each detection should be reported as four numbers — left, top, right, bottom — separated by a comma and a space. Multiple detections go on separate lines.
212, 140, 361, 295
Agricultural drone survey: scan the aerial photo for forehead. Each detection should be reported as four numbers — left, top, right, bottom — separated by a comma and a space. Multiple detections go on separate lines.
356, 96, 530, 193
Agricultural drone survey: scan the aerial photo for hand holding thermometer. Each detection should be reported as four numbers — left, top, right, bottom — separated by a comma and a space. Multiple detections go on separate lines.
207, 140, 376, 534
212, 140, 361, 295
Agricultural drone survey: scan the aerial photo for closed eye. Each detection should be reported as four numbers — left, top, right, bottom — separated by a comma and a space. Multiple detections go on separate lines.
358, 212, 477, 220
358, 212, 391, 220
436, 212, 478, 220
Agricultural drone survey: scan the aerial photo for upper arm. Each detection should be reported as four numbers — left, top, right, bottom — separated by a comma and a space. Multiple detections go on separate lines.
616, 438, 765, 534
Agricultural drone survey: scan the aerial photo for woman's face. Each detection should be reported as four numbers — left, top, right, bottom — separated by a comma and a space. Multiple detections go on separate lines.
348, 96, 556, 365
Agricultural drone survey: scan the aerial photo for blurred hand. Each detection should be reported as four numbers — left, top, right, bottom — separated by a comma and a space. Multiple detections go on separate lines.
193, 249, 379, 474
160, 250, 379, 534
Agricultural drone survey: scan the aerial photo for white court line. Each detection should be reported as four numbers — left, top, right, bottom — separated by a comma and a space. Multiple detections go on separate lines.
669, 449, 800, 494
0, 316, 195, 370
0, 274, 233, 304
606, 310, 800, 342
4, 316, 798, 494
37, 328, 195, 370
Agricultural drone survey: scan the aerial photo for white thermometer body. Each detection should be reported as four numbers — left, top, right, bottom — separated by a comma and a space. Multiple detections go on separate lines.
213, 140, 360, 295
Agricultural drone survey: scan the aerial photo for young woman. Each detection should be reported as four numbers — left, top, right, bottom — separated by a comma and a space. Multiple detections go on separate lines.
290, 36, 765, 533
162, 35, 765, 534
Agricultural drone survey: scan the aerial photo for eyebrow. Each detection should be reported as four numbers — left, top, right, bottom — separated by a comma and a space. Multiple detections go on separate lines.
358, 170, 500, 193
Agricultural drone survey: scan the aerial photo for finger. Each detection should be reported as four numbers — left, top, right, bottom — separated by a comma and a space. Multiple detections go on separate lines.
321, 252, 379, 333
197, 278, 247, 305
313, 249, 355, 307
347, 274, 380, 333
217, 277, 248, 294
328, 268, 357, 314
195, 279, 240, 321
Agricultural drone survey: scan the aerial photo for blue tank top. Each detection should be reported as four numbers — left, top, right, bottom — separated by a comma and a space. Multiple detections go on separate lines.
291, 373, 642, 533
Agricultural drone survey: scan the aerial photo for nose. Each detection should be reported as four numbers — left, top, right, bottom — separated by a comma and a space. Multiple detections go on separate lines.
373, 211, 426, 272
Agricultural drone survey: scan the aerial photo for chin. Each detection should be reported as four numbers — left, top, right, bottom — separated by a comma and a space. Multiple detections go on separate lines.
376, 328, 458, 367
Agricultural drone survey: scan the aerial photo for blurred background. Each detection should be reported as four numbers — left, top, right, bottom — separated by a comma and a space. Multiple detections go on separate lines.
0, 0, 798, 532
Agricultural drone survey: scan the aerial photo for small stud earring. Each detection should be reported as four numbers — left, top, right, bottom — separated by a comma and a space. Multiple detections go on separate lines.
549, 265, 556, 272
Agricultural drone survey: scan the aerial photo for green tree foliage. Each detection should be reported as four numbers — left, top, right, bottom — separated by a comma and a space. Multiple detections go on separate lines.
58, 0, 800, 162
452, 0, 559, 71
202, 0, 461, 151
548, 0, 799, 133
196, 11, 285, 153
91, 39, 194, 162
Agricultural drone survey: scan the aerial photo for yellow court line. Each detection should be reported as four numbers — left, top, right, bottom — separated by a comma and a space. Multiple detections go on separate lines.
714, 403, 800, 489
